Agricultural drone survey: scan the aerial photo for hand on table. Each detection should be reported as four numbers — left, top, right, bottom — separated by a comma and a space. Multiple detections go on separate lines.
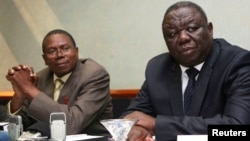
126, 125, 154, 141
124, 111, 155, 135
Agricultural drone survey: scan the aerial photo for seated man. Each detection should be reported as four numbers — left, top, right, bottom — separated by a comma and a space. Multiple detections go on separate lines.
6, 29, 113, 136
122, 1, 250, 141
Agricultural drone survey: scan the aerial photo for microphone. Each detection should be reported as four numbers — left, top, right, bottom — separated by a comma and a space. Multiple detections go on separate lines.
50, 112, 66, 141
8, 115, 23, 141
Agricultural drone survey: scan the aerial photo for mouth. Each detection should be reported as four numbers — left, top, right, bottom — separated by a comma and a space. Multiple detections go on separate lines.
181, 46, 196, 55
55, 62, 68, 68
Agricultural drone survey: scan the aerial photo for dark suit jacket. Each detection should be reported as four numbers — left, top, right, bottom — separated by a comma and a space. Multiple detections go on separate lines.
18, 58, 113, 136
123, 39, 250, 141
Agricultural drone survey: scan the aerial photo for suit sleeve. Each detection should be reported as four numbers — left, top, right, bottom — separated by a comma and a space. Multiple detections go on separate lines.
26, 61, 112, 135
123, 51, 250, 141
154, 52, 250, 140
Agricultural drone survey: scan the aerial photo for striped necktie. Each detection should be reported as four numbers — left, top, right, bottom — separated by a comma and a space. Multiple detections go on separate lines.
54, 79, 64, 101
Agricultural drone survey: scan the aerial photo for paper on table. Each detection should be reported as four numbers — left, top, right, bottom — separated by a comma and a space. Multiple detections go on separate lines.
0, 122, 8, 126
66, 134, 104, 141
177, 135, 208, 141
0, 122, 9, 132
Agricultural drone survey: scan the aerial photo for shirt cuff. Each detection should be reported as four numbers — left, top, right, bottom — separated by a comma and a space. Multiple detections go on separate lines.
7, 100, 21, 116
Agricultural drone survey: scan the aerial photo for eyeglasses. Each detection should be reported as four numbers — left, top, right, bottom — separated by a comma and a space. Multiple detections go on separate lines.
44, 46, 73, 57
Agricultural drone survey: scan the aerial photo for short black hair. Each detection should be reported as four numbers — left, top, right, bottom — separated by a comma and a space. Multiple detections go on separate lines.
42, 29, 76, 52
163, 1, 208, 24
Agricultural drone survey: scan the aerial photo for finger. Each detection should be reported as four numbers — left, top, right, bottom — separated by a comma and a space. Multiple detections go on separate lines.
32, 73, 38, 85
6, 75, 12, 81
19, 64, 29, 71
12, 65, 22, 71
19, 64, 26, 68
22, 64, 34, 76
7, 68, 15, 75
29, 67, 35, 76
18, 64, 34, 77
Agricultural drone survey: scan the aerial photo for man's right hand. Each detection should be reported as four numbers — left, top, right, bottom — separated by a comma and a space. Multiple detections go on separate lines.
6, 64, 37, 85
126, 125, 154, 141
6, 64, 38, 113
124, 111, 155, 135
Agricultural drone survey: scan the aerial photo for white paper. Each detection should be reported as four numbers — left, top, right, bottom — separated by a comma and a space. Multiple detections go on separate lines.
177, 135, 208, 141
66, 134, 103, 141
0, 122, 9, 132
0, 122, 8, 126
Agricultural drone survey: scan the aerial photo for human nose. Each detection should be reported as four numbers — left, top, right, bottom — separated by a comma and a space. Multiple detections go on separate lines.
178, 30, 190, 42
56, 49, 64, 57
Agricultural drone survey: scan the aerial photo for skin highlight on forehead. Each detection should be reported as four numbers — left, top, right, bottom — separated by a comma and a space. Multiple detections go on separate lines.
164, 7, 205, 30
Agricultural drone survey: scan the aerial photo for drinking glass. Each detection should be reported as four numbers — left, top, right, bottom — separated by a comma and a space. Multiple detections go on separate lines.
100, 119, 138, 141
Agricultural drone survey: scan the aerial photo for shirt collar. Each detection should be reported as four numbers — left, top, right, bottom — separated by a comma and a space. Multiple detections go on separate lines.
180, 62, 204, 74
53, 72, 71, 83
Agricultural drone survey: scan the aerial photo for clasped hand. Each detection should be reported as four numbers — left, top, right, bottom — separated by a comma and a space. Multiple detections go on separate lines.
6, 64, 38, 99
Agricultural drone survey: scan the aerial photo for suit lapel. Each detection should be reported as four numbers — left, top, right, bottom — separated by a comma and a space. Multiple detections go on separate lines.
191, 41, 220, 115
47, 81, 55, 99
58, 78, 77, 104
57, 60, 81, 104
168, 63, 184, 116
191, 67, 212, 115
38, 70, 54, 99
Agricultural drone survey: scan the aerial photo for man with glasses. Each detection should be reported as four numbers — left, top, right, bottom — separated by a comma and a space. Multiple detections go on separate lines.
6, 29, 112, 137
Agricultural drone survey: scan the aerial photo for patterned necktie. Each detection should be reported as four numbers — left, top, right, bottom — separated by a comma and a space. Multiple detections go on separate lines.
54, 79, 64, 101
184, 67, 199, 115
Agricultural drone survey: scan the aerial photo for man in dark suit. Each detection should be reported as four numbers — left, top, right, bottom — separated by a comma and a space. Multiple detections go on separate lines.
6, 29, 112, 136
122, 1, 250, 141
